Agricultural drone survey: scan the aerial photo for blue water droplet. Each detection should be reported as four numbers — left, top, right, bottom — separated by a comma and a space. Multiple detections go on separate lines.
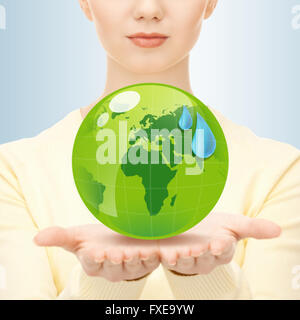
192, 112, 216, 158
179, 106, 193, 130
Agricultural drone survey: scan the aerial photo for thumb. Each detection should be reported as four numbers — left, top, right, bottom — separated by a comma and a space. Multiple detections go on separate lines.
228, 215, 282, 240
33, 227, 79, 252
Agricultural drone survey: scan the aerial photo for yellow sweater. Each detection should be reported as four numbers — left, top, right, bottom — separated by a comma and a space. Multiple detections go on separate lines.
0, 107, 299, 300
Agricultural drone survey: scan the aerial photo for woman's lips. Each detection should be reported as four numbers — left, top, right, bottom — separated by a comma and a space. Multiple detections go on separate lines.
127, 36, 168, 48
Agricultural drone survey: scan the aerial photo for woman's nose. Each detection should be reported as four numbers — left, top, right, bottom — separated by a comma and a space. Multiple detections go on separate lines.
132, 0, 164, 22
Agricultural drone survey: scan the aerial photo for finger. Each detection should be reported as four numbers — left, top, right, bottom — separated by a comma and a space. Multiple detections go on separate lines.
195, 252, 215, 274
77, 250, 103, 277
176, 246, 191, 259
215, 244, 236, 264
190, 241, 209, 257
106, 248, 124, 264
124, 255, 143, 275
209, 236, 235, 256
94, 250, 106, 263
33, 227, 79, 252
102, 260, 124, 282
139, 247, 159, 260
123, 247, 140, 262
228, 215, 282, 240
176, 256, 195, 271
160, 247, 178, 265
143, 254, 160, 270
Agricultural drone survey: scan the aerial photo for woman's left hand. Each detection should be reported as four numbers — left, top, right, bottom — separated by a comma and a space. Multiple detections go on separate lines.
158, 212, 281, 275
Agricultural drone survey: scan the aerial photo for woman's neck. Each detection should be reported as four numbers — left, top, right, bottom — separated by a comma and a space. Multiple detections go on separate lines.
80, 54, 194, 119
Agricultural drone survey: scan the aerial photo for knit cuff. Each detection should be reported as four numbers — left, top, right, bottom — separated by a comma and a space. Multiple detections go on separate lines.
57, 263, 148, 300
162, 261, 243, 300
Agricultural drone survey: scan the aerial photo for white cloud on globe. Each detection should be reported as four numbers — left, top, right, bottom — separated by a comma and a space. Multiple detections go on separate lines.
97, 112, 109, 127
109, 91, 140, 113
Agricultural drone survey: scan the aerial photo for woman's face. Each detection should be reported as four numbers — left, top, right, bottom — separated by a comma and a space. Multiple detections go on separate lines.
79, 0, 217, 74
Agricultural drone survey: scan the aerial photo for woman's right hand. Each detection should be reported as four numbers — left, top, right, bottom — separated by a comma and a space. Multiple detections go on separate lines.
33, 224, 160, 282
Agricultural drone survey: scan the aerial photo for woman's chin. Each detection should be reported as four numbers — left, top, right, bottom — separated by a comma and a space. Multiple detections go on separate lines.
120, 60, 175, 75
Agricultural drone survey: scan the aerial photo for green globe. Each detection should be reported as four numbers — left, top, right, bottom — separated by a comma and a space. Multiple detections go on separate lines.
72, 83, 228, 240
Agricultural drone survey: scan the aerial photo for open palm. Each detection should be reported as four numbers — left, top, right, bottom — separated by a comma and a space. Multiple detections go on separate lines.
158, 212, 281, 275
34, 212, 281, 280
34, 224, 159, 282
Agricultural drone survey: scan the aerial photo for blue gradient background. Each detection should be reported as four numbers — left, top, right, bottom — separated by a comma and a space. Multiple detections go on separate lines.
0, 0, 299, 148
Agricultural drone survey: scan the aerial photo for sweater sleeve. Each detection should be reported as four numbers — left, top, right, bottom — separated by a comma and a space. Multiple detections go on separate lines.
163, 153, 300, 300
0, 149, 147, 300
162, 258, 252, 299
241, 154, 300, 299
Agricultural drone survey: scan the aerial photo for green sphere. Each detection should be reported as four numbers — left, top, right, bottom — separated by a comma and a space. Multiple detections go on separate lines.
72, 83, 228, 239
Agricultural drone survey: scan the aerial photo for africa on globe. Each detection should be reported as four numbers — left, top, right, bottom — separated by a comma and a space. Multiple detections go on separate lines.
72, 83, 228, 240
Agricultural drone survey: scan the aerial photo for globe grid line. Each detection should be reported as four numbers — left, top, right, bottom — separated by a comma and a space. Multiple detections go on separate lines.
75, 177, 224, 190
97, 202, 214, 217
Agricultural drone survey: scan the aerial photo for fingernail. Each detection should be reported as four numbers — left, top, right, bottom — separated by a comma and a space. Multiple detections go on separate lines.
182, 256, 192, 260
95, 260, 103, 264
192, 252, 204, 258
141, 257, 150, 261
94, 258, 104, 263
111, 260, 122, 265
